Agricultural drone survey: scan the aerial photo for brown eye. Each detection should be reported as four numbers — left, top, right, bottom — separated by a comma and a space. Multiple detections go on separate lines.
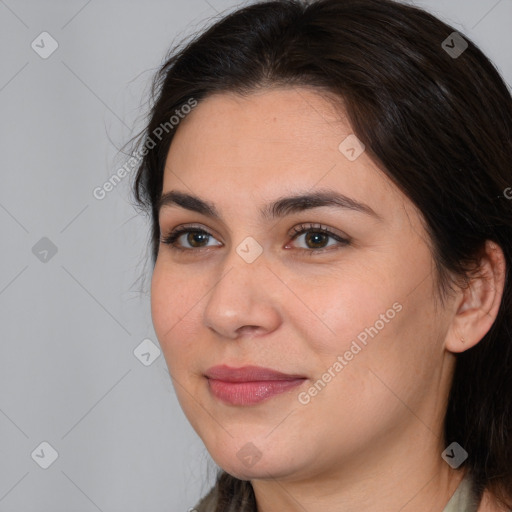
288, 223, 350, 253
160, 227, 222, 251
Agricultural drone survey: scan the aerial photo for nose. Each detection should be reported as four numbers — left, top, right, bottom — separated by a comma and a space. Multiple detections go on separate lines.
202, 247, 281, 340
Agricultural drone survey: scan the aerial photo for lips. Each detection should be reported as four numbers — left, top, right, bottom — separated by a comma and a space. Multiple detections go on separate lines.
204, 365, 307, 406
204, 364, 306, 382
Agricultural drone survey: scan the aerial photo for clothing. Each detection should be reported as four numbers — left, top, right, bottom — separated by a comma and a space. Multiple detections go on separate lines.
442, 473, 480, 512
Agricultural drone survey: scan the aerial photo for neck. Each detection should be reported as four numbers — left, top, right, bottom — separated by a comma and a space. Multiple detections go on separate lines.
251, 424, 467, 512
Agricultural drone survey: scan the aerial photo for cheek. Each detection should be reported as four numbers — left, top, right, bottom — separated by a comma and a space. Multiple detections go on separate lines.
151, 265, 176, 342
315, 278, 440, 421
292, 272, 393, 359
299, 268, 428, 395
150, 264, 200, 364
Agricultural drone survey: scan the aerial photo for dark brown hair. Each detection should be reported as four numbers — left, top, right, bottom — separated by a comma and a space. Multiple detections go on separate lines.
129, 0, 512, 510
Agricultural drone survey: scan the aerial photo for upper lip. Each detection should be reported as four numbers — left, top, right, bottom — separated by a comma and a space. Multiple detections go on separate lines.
204, 365, 306, 382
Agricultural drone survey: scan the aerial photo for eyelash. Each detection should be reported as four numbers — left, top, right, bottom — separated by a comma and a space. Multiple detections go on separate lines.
160, 223, 350, 255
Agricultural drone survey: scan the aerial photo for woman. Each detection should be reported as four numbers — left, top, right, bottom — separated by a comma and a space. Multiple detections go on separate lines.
129, 0, 512, 510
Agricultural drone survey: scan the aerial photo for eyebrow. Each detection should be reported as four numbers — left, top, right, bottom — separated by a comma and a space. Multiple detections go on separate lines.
157, 188, 382, 221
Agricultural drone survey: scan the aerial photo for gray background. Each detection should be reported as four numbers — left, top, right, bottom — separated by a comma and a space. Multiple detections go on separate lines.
0, 0, 510, 510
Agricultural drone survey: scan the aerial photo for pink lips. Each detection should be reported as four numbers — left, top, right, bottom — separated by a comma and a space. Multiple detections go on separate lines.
205, 365, 307, 406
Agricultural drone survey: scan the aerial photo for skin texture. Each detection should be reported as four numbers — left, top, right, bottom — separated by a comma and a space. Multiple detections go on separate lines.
150, 87, 506, 512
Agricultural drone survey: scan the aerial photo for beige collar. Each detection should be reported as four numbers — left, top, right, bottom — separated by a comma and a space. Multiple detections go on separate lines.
442, 473, 479, 512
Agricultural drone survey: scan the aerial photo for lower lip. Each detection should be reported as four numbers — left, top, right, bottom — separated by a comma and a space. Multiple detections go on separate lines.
207, 378, 306, 406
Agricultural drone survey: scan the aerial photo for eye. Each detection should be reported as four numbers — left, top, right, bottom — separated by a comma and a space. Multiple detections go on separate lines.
286, 223, 350, 254
159, 222, 350, 254
160, 225, 221, 252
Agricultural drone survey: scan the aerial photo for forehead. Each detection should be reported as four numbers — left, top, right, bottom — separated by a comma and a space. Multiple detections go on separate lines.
162, 87, 409, 223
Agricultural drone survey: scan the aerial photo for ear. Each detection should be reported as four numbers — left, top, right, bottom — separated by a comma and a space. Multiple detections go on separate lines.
445, 240, 507, 354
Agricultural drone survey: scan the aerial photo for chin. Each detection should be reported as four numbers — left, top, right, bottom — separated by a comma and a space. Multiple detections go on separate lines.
208, 445, 301, 482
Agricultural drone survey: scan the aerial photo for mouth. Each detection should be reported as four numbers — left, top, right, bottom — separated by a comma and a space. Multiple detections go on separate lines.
204, 365, 307, 406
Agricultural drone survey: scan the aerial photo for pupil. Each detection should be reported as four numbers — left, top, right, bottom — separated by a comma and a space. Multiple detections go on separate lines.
306, 232, 326, 248
188, 232, 208, 247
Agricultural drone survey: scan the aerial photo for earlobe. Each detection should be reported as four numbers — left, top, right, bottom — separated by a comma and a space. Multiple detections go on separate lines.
445, 240, 506, 354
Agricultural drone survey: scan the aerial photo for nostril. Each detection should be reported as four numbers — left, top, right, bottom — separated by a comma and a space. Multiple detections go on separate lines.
237, 325, 260, 336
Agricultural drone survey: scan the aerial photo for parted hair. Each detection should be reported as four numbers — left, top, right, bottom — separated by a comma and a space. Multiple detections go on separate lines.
130, 0, 512, 510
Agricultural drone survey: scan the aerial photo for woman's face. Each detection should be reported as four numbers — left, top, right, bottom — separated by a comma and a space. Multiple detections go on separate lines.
151, 87, 456, 482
